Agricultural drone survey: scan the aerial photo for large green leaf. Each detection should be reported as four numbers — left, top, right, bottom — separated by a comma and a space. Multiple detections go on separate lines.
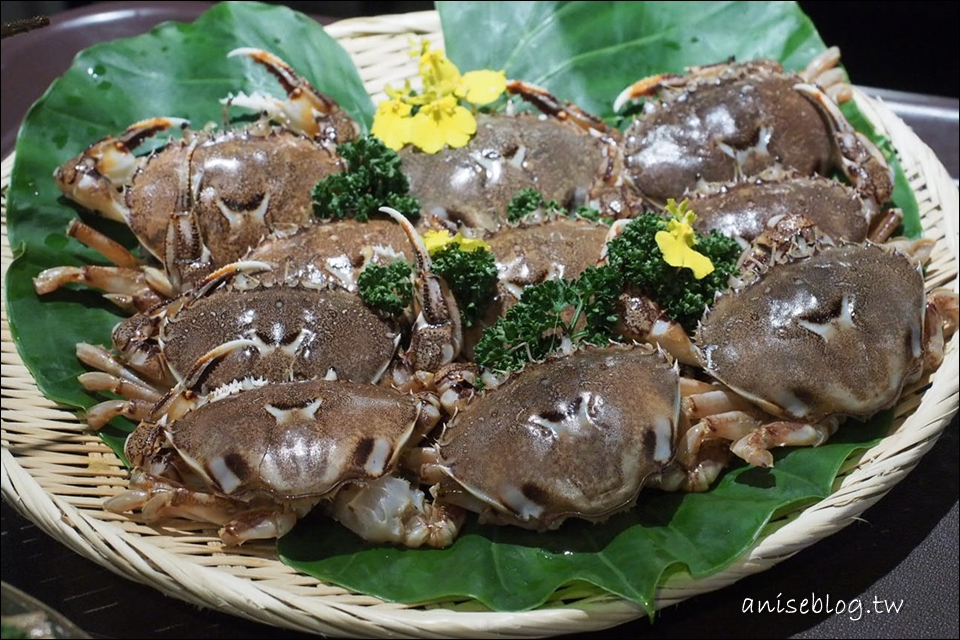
5, 1, 374, 412
281, 415, 889, 612
437, 1, 828, 120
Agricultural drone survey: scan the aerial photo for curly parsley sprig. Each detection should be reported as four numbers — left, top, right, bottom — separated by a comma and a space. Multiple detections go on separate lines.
311, 135, 420, 222
474, 265, 623, 372
605, 204, 740, 332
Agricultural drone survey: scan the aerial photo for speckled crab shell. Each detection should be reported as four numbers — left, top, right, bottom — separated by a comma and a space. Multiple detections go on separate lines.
433, 345, 679, 530
697, 242, 926, 423
619, 58, 878, 204
401, 113, 612, 232
688, 171, 876, 244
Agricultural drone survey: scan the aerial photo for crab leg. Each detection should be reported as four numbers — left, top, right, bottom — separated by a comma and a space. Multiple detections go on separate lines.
729, 420, 836, 468
798, 46, 852, 103
66, 219, 141, 268
795, 83, 894, 211
83, 399, 156, 430
226, 48, 359, 143
33, 265, 166, 314
380, 206, 463, 372
54, 117, 188, 225
613, 73, 682, 113
33, 218, 176, 312
506, 80, 612, 134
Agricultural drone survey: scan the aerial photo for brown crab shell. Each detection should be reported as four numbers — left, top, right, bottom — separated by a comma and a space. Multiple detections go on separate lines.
435, 345, 679, 530
134, 379, 423, 500
126, 127, 344, 266
697, 243, 926, 423
155, 282, 400, 391
401, 113, 608, 231
622, 60, 834, 203
244, 218, 411, 289
689, 174, 873, 244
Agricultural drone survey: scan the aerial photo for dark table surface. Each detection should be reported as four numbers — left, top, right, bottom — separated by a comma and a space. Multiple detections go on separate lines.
2, 3, 958, 639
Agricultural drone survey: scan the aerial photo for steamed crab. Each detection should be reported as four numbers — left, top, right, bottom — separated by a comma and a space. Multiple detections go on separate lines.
75, 261, 402, 429
104, 375, 462, 547
402, 80, 640, 232
416, 345, 680, 531
688, 169, 896, 245
658, 218, 957, 489
615, 48, 894, 220
36, 48, 359, 311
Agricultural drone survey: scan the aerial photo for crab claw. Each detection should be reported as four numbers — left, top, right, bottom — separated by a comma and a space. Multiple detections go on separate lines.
380, 206, 463, 373
506, 79, 612, 134
226, 48, 359, 143
794, 83, 894, 211
54, 117, 189, 225
613, 73, 681, 113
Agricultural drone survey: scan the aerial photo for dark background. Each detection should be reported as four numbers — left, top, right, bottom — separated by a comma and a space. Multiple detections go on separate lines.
2, 1, 959, 98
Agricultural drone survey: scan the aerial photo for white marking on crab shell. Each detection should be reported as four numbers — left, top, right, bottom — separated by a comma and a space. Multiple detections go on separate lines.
362, 438, 393, 476
470, 149, 502, 184
498, 483, 545, 522
264, 398, 323, 427
208, 455, 244, 494
213, 190, 271, 230
324, 255, 355, 289
527, 392, 598, 440
652, 416, 675, 464
796, 293, 856, 342
506, 144, 528, 171
278, 328, 310, 358
323, 368, 339, 382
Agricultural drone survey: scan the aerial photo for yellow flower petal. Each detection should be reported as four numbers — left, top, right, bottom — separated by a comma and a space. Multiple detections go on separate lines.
371, 99, 413, 150
440, 104, 477, 148
454, 235, 491, 252
460, 70, 507, 105
407, 97, 478, 153
419, 42, 462, 95
656, 230, 715, 279
423, 229, 492, 255
408, 109, 443, 154
423, 229, 455, 253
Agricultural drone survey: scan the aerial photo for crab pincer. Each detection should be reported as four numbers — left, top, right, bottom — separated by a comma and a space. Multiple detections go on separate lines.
226, 47, 360, 143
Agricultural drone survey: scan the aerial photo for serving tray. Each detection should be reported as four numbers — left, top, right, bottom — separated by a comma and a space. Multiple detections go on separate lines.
2, 10, 957, 638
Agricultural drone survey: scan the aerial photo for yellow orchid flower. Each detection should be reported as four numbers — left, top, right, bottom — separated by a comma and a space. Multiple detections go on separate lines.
423, 229, 491, 255
459, 69, 508, 106
655, 199, 715, 279
370, 97, 413, 151
370, 41, 506, 154
409, 95, 477, 154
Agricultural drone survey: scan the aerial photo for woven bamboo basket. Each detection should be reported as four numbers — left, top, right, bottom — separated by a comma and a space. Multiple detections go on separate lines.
1, 10, 958, 639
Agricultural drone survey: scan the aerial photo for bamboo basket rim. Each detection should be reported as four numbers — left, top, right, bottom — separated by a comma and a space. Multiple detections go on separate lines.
2, 9, 958, 639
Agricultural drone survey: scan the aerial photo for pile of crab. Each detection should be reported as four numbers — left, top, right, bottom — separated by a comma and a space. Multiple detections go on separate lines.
34, 47, 958, 548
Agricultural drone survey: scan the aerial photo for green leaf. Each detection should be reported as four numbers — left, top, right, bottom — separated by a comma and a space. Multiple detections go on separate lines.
5, 2, 373, 426
280, 413, 889, 612
437, 1, 828, 120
